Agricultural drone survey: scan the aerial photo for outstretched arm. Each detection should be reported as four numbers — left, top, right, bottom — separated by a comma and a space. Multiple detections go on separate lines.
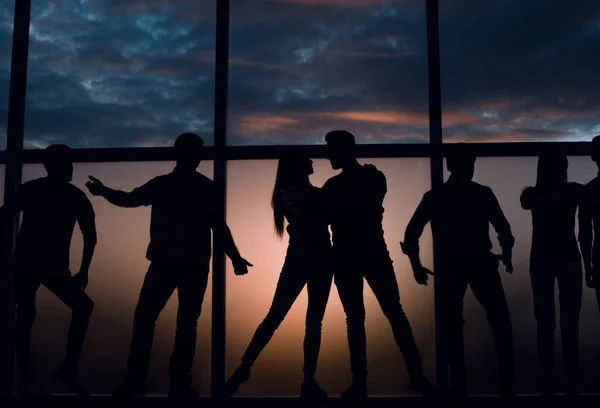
86, 176, 153, 208
402, 192, 433, 285
207, 189, 252, 275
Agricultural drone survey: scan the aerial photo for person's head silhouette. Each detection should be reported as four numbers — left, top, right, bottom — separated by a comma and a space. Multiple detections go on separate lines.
43, 144, 73, 183
592, 135, 600, 167
446, 143, 476, 182
276, 147, 314, 187
536, 149, 568, 188
325, 130, 356, 170
175, 132, 204, 170
272, 147, 314, 238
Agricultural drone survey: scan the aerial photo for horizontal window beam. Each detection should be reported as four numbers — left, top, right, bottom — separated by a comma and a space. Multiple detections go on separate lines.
0, 141, 589, 164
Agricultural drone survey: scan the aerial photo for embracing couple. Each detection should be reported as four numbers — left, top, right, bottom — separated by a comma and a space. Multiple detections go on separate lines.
223, 130, 436, 400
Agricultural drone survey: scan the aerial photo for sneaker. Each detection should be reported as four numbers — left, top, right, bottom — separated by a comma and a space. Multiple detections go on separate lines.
340, 381, 367, 400
18, 378, 51, 398
222, 365, 251, 397
300, 379, 327, 399
409, 376, 438, 397
112, 375, 145, 400
55, 366, 89, 398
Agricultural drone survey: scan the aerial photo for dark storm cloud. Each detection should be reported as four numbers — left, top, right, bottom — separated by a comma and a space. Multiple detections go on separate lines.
439, 0, 600, 142
0, 0, 598, 147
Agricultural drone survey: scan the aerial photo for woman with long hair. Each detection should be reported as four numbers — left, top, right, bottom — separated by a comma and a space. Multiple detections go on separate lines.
223, 148, 333, 399
521, 150, 584, 396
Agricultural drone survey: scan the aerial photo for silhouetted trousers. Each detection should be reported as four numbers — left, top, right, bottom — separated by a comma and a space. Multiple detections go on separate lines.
126, 261, 209, 385
530, 260, 581, 387
241, 245, 333, 379
15, 267, 94, 379
439, 251, 514, 395
334, 247, 425, 382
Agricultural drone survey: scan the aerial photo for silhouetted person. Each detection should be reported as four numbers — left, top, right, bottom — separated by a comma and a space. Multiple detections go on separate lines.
403, 143, 515, 398
223, 148, 333, 399
85, 133, 252, 400
580, 135, 600, 313
521, 151, 583, 396
322, 130, 435, 399
0, 145, 96, 397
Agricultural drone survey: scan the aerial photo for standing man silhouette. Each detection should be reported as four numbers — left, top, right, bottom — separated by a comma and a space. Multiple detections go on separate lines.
403, 143, 515, 398
86, 133, 252, 400
322, 130, 435, 399
580, 135, 600, 311
1, 144, 97, 397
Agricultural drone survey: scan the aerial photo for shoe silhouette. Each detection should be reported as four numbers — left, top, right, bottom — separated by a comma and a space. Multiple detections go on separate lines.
300, 379, 327, 399
112, 375, 145, 400
18, 378, 51, 398
223, 364, 251, 397
55, 365, 89, 398
340, 381, 367, 400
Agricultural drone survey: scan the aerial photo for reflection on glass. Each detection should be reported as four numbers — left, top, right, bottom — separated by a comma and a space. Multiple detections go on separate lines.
228, 1, 429, 145
0, 1, 14, 150
444, 156, 600, 394
440, 0, 600, 142
22, 162, 213, 395
24, 1, 216, 148
226, 158, 434, 396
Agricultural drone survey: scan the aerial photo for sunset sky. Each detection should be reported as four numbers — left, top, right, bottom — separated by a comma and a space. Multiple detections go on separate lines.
0, 0, 599, 147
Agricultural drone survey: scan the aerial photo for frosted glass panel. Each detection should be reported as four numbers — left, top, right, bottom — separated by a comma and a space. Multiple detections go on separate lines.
226, 158, 434, 396
22, 162, 213, 395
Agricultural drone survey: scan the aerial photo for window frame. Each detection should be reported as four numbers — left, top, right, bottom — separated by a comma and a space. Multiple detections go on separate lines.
0, 0, 594, 397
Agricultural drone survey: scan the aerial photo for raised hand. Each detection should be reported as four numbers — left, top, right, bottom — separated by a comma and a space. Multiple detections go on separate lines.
85, 176, 105, 196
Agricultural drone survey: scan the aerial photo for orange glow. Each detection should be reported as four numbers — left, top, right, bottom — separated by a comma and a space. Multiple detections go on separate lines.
319, 110, 479, 127
226, 159, 435, 396
237, 116, 301, 134
25, 162, 213, 395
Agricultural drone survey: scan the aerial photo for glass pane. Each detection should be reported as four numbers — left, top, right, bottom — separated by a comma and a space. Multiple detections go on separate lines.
228, 1, 429, 145
24, 1, 216, 148
0, 1, 14, 150
22, 161, 213, 395
226, 158, 434, 396
440, 1, 600, 142
443, 156, 599, 394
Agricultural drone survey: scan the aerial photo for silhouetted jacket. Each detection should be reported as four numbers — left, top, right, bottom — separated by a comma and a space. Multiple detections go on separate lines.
12, 177, 96, 273
112, 168, 217, 264
404, 179, 514, 257
275, 185, 331, 251
521, 183, 583, 263
322, 164, 387, 253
